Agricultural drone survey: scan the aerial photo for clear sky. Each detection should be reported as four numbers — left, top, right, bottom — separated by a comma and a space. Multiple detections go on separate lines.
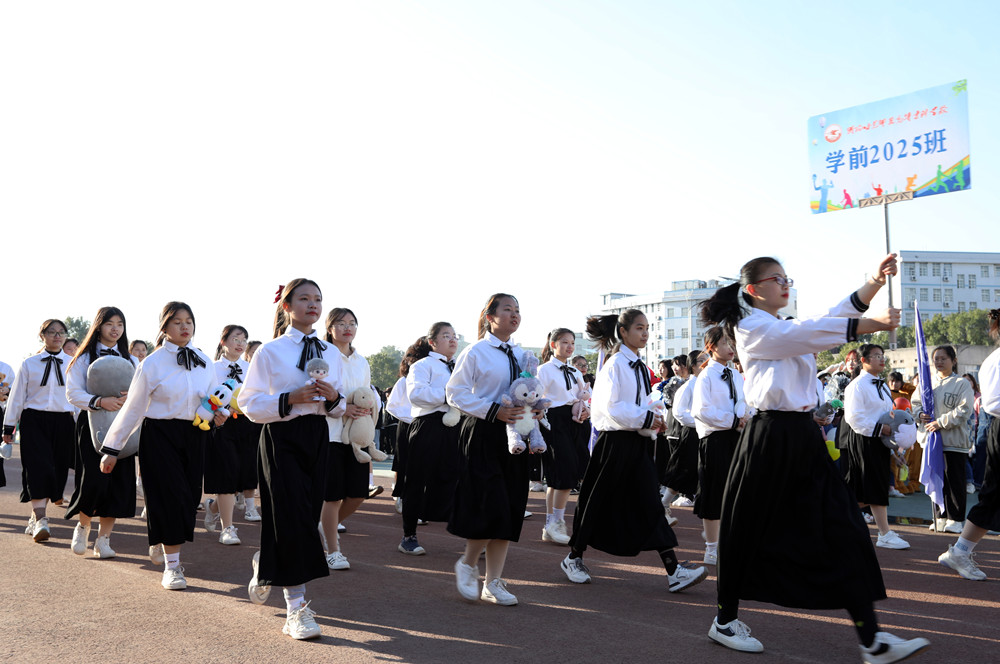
2, 1, 998, 363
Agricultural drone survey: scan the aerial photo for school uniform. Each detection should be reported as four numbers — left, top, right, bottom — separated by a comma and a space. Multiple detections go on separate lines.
718, 295, 886, 612
692, 360, 745, 521
99, 342, 215, 546
65, 345, 138, 519
568, 346, 678, 557
238, 328, 344, 587
843, 373, 893, 506
385, 375, 413, 499
402, 352, 460, 534
0, 360, 13, 488
446, 333, 533, 542
537, 358, 588, 490
206, 358, 259, 494
967, 347, 1000, 530
664, 377, 699, 496
3, 350, 76, 503
325, 347, 378, 502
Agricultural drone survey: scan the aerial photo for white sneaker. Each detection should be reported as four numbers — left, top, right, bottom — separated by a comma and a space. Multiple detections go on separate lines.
667, 562, 706, 592
876, 530, 910, 550
888, 487, 905, 498
938, 544, 987, 581
967, 482, 976, 495
703, 548, 718, 565
25, 514, 36, 535
244, 506, 261, 522
542, 520, 571, 545
708, 618, 764, 653
161, 566, 187, 590
32, 517, 51, 543
219, 525, 241, 545
665, 507, 678, 527
863, 512, 875, 524
248, 551, 272, 604
149, 544, 164, 565
529, 481, 547, 492
204, 498, 220, 532
523, 510, 533, 519
671, 496, 694, 508
136, 478, 144, 498
454, 557, 480, 601
928, 517, 947, 531
93, 535, 116, 559
860, 631, 930, 664
337, 522, 347, 533
283, 601, 321, 640
394, 497, 403, 514
235, 493, 246, 509
71, 524, 89, 555
481, 578, 518, 605
326, 551, 350, 570
560, 555, 591, 584
943, 519, 964, 534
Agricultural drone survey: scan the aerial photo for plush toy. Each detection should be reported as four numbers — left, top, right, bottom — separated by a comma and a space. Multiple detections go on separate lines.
341, 387, 388, 463
639, 398, 665, 440
193, 379, 237, 431
87, 356, 141, 457
305, 358, 329, 401
442, 405, 462, 427
825, 436, 841, 461
0, 373, 9, 402
500, 355, 552, 455
877, 409, 917, 450
229, 387, 243, 418
813, 398, 844, 422
571, 381, 592, 423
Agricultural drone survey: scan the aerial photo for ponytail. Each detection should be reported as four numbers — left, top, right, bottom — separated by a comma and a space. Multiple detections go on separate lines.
541, 327, 574, 364
586, 309, 642, 355
699, 257, 781, 337
399, 338, 429, 378
273, 279, 321, 339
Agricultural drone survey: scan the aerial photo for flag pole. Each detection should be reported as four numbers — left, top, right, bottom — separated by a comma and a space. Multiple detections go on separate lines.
884, 202, 897, 351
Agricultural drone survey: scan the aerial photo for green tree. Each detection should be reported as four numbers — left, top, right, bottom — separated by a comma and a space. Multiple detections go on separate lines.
368, 345, 403, 390
64, 315, 91, 341
946, 309, 991, 345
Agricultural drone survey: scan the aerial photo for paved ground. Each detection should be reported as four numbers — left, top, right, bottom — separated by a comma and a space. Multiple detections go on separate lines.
1, 448, 998, 664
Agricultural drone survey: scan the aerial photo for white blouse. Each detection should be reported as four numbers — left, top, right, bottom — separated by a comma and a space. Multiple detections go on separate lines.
385, 376, 413, 424
737, 293, 867, 412
844, 372, 893, 438
537, 358, 585, 409
326, 346, 379, 443
214, 357, 249, 386
672, 377, 697, 428
981, 347, 1000, 418
2, 351, 76, 431
238, 328, 345, 425
693, 360, 745, 438
407, 352, 452, 418
591, 346, 655, 432
66, 344, 139, 412
446, 334, 534, 422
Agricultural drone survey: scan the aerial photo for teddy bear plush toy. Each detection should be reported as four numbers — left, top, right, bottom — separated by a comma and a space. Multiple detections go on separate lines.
87, 355, 142, 457
341, 386, 388, 463
193, 379, 237, 431
500, 355, 552, 455
877, 408, 917, 450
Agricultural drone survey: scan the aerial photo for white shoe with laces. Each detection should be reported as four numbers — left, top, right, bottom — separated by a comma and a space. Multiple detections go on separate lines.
876, 530, 910, 550
326, 551, 350, 570
161, 566, 187, 590
32, 517, 51, 543
149, 544, 164, 565
248, 551, 272, 604
708, 618, 764, 653
71, 523, 89, 555
860, 631, 930, 664
667, 562, 706, 592
203, 498, 220, 532
671, 496, 694, 508
283, 601, 321, 640
244, 506, 261, 522
665, 507, 679, 527
93, 535, 116, 559
703, 548, 718, 565
542, 520, 571, 545
943, 519, 964, 534
454, 557, 480, 601
25, 514, 36, 535
481, 578, 518, 605
938, 544, 987, 580
560, 554, 591, 584
219, 525, 241, 545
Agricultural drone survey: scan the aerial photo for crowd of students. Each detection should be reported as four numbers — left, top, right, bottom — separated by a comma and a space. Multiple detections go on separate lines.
2, 259, 998, 663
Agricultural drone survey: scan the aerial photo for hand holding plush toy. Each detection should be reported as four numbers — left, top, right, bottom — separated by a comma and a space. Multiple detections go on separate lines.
571, 381, 592, 423
500, 355, 551, 455
878, 409, 917, 450
193, 379, 237, 431
341, 387, 388, 464
305, 358, 329, 402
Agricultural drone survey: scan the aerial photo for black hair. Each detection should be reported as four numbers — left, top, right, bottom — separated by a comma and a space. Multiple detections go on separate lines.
699, 257, 782, 337
888, 371, 903, 383
325, 308, 358, 351
932, 345, 958, 374
962, 372, 980, 394
672, 354, 688, 370
69, 307, 131, 370
398, 339, 428, 378
856, 343, 884, 377
155, 302, 195, 347
39, 319, 68, 340
64, 338, 79, 347
273, 279, 322, 339
686, 349, 704, 372
586, 309, 644, 354
478, 293, 518, 340
703, 326, 731, 360
129, 340, 147, 353
215, 325, 249, 361
570, 355, 589, 373
244, 341, 262, 362
541, 328, 574, 364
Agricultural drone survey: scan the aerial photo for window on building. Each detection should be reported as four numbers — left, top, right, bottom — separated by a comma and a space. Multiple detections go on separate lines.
919, 263, 928, 276
995, 265, 1000, 277
919, 288, 928, 301
944, 289, 954, 302
932, 289, 941, 302
932, 263, 941, 276
904, 287, 915, 303
905, 263, 916, 277
957, 274, 965, 288
904, 312, 913, 327
971, 302, 978, 310
970, 275, 977, 288
983, 289, 990, 303
943, 263, 952, 276
667, 348, 674, 356
666, 307, 674, 318
995, 289, 1000, 300
681, 328, 689, 338
681, 347, 688, 355
681, 307, 689, 317
667, 329, 675, 340
982, 265, 991, 277
958, 302, 966, 313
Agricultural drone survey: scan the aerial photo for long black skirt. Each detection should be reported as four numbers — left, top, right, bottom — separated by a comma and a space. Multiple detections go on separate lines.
844, 428, 891, 506
968, 416, 1000, 531
448, 416, 530, 542
139, 419, 207, 546
540, 405, 585, 490
694, 428, 739, 521
718, 411, 886, 610
569, 430, 678, 557
66, 412, 136, 519
257, 415, 329, 587
403, 411, 460, 528
205, 414, 259, 494
323, 439, 369, 501
663, 426, 699, 496
391, 420, 411, 498
18, 409, 75, 503
574, 419, 592, 482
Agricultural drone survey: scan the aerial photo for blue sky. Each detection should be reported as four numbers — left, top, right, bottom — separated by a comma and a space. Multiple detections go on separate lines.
1, 1, 997, 364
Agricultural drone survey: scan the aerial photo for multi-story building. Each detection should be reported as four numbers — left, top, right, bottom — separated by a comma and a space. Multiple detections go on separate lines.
600, 280, 798, 363
898, 250, 1000, 327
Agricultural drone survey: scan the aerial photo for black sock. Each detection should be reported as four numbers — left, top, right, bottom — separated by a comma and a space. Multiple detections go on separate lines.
658, 548, 678, 575
847, 604, 879, 648
717, 599, 739, 626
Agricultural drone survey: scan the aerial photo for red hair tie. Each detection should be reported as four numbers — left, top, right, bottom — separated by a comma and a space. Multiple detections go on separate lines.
274, 285, 285, 304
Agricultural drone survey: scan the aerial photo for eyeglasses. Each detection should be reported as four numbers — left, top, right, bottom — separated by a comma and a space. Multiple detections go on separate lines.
44, 330, 67, 337
437, 334, 459, 341
332, 322, 358, 330
755, 275, 794, 288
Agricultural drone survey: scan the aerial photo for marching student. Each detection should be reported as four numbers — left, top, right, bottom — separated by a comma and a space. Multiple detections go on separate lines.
536, 327, 589, 546
65, 307, 137, 559
398, 323, 461, 555
3, 319, 76, 542
700, 254, 929, 662
99, 302, 222, 590
691, 327, 747, 566
238, 279, 343, 640
0, 357, 13, 488
664, 350, 707, 508
387, 342, 422, 515
560, 310, 706, 595
844, 344, 910, 550
447, 293, 538, 606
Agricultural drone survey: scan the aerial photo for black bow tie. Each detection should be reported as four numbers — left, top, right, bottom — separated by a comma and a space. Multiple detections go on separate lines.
227, 363, 243, 383
559, 364, 576, 391
297, 336, 327, 371
41, 354, 65, 387
177, 346, 206, 371
100, 348, 120, 357
628, 358, 652, 406
497, 344, 520, 384
721, 366, 737, 403
440, 358, 455, 373
873, 378, 889, 400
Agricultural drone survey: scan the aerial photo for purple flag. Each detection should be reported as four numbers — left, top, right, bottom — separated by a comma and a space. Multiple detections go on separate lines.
916, 302, 945, 511
587, 347, 605, 454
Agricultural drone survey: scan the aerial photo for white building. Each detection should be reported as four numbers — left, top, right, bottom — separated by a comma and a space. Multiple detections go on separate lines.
898, 250, 1000, 327
600, 280, 798, 363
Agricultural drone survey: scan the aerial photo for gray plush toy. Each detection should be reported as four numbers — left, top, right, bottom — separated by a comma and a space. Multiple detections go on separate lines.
876, 409, 917, 451
87, 355, 141, 457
